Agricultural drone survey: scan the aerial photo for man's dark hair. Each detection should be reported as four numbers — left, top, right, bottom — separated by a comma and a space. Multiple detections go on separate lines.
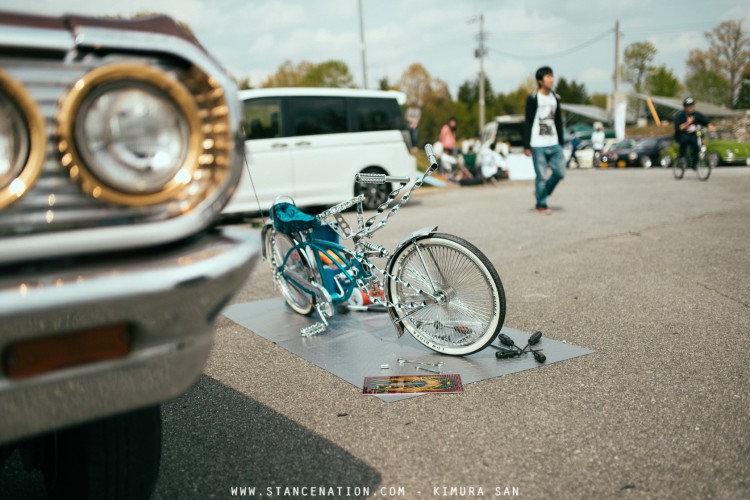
535, 66, 553, 85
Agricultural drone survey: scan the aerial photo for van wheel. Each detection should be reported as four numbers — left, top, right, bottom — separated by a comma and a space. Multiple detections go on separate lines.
355, 168, 391, 210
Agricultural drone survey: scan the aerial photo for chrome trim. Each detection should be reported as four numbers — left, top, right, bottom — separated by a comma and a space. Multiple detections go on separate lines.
0, 69, 46, 210
57, 63, 204, 205
72, 26, 242, 128
0, 226, 260, 443
0, 24, 74, 52
0, 24, 243, 264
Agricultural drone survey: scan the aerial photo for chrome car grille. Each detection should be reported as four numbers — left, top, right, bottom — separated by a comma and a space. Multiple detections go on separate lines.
1, 54, 230, 237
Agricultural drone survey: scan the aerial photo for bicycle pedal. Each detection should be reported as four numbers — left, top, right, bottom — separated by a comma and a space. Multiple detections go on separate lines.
300, 322, 327, 336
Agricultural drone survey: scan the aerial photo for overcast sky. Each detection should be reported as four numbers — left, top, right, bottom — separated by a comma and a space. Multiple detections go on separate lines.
3, 0, 749, 98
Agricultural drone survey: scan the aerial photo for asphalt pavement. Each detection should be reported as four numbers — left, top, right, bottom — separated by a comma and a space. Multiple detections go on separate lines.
3, 165, 749, 499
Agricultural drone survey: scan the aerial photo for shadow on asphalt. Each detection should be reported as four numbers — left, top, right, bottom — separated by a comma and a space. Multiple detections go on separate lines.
0, 375, 381, 499
154, 375, 382, 498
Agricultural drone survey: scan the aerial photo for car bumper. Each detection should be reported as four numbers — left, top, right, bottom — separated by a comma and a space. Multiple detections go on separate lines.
0, 226, 259, 443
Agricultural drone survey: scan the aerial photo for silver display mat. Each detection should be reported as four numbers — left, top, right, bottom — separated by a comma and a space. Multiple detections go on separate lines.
224, 298, 593, 401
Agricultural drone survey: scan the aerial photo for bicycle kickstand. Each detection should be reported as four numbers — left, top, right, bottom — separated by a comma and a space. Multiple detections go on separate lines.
300, 303, 330, 337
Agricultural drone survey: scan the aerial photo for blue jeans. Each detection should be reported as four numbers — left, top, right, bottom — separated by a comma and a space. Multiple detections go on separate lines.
531, 145, 565, 208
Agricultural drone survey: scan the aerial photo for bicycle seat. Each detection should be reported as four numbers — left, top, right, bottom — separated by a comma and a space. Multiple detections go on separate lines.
271, 202, 321, 233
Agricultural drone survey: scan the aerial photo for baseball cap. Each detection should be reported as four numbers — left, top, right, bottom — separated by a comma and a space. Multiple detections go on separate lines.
683, 97, 695, 106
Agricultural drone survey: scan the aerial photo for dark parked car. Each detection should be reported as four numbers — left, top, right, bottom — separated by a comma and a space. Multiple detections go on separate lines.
0, 10, 258, 499
600, 136, 673, 168
629, 136, 675, 168
599, 138, 638, 168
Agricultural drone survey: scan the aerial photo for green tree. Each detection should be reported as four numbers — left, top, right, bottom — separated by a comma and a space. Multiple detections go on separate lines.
261, 60, 313, 87
300, 60, 355, 88
705, 20, 750, 106
646, 65, 681, 97
624, 41, 657, 120
685, 47, 732, 105
686, 21, 750, 107
236, 76, 252, 90
456, 77, 497, 137
493, 78, 536, 117
735, 69, 750, 109
397, 63, 433, 106
555, 77, 589, 104
394, 65, 456, 147
589, 93, 608, 110
417, 79, 454, 146
624, 41, 657, 93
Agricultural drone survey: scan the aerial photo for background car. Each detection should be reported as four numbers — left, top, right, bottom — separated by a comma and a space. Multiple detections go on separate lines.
566, 138, 620, 169
660, 130, 750, 167
599, 138, 639, 168
627, 136, 675, 168
222, 87, 417, 214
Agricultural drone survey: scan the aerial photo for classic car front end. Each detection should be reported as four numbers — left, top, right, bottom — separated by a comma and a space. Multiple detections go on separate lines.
0, 10, 258, 498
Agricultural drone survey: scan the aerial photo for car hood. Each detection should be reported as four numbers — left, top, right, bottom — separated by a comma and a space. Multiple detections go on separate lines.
710, 140, 750, 154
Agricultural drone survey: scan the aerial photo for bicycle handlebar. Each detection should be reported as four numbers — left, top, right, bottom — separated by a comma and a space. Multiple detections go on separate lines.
355, 173, 411, 185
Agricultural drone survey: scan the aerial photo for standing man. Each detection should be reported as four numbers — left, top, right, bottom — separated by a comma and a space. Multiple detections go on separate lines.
523, 66, 565, 215
674, 97, 714, 167
567, 129, 580, 168
406, 100, 421, 149
590, 122, 605, 167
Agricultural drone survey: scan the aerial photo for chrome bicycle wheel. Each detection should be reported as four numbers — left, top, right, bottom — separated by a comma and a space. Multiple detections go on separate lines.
265, 230, 315, 315
385, 233, 505, 356
674, 157, 686, 180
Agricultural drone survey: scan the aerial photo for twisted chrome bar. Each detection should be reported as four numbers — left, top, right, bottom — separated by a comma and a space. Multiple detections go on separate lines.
354, 144, 439, 244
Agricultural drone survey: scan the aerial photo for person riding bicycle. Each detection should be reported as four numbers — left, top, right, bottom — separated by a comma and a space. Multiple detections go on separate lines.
674, 97, 715, 167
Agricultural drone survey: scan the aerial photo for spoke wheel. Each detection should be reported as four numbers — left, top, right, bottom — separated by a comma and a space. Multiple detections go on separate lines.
696, 157, 712, 181
386, 233, 505, 356
354, 168, 391, 210
265, 230, 315, 315
674, 157, 686, 180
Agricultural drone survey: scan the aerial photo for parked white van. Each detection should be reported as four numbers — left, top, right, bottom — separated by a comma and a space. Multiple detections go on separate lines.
223, 87, 418, 214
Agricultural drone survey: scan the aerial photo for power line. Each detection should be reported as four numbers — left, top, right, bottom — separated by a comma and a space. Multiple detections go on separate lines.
486, 28, 614, 60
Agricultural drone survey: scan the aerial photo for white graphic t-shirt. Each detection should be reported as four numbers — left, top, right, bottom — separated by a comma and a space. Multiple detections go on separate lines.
530, 92, 558, 148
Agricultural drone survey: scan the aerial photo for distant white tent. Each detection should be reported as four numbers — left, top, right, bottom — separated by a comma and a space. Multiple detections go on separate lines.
635, 94, 741, 119
560, 103, 613, 124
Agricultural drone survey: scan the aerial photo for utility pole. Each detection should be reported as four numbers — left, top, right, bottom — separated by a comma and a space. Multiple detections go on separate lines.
612, 20, 626, 139
614, 20, 621, 97
358, 0, 368, 88
471, 14, 487, 134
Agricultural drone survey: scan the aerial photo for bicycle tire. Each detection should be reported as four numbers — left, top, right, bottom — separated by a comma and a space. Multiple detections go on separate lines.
385, 233, 506, 356
674, 157, 686, 180
696, 157, 711, 181
264, 230, 315, 315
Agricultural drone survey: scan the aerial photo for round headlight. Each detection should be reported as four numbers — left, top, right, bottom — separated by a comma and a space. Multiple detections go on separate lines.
76, 83, 190, 194
58, 63, 202, 206
0, 94, 28, 188
628, 152, 638, 161
0, 69, 45, 210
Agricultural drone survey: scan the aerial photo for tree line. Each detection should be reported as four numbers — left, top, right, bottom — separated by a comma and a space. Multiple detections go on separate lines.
239, 19, 749, 145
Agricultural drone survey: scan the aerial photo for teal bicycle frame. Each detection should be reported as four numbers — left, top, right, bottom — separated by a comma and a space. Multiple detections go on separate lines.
277, 233, 369, 306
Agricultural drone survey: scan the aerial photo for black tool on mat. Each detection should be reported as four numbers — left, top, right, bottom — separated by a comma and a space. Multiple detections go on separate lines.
491, 331, 546, 363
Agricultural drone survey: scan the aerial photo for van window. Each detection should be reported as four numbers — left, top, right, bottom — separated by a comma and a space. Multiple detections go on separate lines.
496, 123, 524, 147
286, 97, 347, 136
243, 97, 281, 140
350, 97, 405, 132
